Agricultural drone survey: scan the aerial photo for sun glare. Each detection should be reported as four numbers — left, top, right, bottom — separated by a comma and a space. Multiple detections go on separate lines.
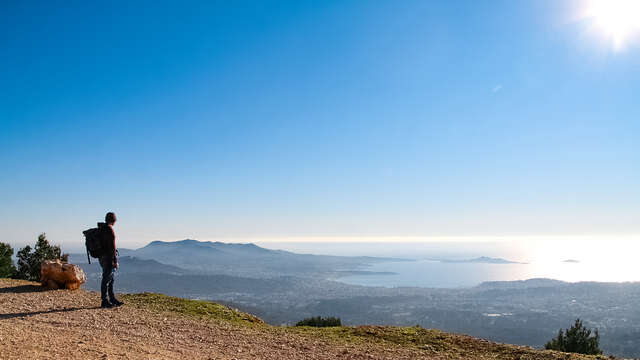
584, 0, 640, 49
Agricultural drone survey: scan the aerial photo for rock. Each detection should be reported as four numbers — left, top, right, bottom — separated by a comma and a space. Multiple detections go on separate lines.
40, 259, 86, 290
44, 279, 59, 290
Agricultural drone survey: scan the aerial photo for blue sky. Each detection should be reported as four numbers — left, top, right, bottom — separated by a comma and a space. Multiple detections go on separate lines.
1, 0, 639, 250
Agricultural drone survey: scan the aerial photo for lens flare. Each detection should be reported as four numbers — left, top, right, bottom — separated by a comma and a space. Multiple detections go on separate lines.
584, 0, 640, 49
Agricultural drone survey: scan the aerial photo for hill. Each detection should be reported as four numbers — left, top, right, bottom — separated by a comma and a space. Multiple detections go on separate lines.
0, 278, 614, 360
83, 256, 189, 275
113, 239, 405, 278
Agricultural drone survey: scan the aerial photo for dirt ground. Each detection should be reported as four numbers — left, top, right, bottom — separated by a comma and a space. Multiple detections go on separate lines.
1, 278, 614, 360
0, 279, 432, 360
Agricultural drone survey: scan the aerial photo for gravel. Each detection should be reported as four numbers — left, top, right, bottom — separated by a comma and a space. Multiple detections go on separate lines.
0, 279, 432, 359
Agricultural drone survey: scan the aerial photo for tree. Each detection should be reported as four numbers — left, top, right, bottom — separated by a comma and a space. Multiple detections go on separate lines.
0, 242, 17, 278
295, 316, 342, 327
545, 318, 602, 355
15, 233, 69, 281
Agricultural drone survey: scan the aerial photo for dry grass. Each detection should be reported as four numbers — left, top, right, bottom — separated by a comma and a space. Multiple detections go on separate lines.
122, 292, 264, 325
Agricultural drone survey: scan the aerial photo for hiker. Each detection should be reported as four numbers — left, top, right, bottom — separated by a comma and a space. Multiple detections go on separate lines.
98, 212, 124, 308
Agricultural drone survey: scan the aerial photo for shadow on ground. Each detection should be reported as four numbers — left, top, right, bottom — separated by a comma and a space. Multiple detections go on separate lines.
0, 306, 102, 320
0, 284, 45, 294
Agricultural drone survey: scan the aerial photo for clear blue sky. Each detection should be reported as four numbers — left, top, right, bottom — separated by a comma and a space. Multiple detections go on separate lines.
1, 0, 639, 250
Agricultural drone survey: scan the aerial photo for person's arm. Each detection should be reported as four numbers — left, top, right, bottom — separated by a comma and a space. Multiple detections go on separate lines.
111, 226, 118, 269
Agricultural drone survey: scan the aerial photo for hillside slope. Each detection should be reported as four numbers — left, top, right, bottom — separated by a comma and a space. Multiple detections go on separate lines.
111, 239, 403, 277
0, 279, 613, 360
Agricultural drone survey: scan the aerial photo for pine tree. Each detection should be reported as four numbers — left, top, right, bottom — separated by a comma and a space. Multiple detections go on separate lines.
295, 316, 342, 327
545, 319, 602, 355
0, 242, 17, 278
16, 233, 68, 281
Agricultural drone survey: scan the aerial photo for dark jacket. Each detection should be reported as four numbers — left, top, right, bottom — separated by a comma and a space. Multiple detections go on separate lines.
97, 222, 116, 257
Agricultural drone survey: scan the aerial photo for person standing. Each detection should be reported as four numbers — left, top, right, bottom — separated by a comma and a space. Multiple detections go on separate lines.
98, 212, 124, 308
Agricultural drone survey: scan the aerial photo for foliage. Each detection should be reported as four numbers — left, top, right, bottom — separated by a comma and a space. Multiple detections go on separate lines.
0, 242, 17, 278
15, 233, 69, 281
545, 318, 602, 355
296, 316, 342, 327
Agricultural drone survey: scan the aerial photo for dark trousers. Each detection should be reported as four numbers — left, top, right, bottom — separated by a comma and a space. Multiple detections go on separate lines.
99, 255, 116, 302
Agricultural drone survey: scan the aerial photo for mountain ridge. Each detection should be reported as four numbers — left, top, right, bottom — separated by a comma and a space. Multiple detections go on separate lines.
116, 239, 407, 277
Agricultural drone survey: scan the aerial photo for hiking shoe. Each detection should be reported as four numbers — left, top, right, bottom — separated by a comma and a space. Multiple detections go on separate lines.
101, 300, 114, 309
110, 299, 124, 307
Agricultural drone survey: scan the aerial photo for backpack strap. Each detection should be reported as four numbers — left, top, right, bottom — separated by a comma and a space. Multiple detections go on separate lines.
87, 247, 91, 264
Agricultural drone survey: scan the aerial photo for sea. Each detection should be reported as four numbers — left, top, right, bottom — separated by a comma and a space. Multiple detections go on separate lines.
258, 237, 640, 288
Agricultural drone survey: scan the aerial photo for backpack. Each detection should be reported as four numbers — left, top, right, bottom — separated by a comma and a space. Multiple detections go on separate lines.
83, 224, 108, 264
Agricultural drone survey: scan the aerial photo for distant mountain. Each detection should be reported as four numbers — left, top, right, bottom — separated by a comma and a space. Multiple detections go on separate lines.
121, 239, 405, 278
138, 239, 274, 258
439, 256, 526, 264
116, 256, 189, 274
70, 255, 189, 277
562, 259, 580, 263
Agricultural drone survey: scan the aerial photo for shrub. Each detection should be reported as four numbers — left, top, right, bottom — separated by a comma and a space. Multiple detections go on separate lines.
15, 233, 69, 281
0, 242, 17, 278
295, 316, 342, 327
545, 318, 602, 355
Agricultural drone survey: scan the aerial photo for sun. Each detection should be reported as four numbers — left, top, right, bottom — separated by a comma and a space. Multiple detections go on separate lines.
584, 0, 640, 49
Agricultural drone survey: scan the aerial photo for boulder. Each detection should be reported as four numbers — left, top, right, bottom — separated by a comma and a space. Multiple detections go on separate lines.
40, 259, 86, 290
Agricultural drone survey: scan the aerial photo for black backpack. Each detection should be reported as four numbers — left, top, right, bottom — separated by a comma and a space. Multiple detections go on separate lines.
83, 224, 108, 264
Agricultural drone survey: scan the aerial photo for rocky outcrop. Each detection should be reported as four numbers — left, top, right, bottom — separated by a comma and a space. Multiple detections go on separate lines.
40, 259, 86, 290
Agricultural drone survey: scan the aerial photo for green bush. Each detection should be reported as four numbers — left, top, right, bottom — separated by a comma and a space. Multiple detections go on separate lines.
15, 233, 69, 281
296, 316, 342, 327
0, 242, 17, 278
545, 318, 602, 355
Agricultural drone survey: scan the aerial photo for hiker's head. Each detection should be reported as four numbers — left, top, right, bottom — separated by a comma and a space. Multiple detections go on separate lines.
105, 212, 117, 225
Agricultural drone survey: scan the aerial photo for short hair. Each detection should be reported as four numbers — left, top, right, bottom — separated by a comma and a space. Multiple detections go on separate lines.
105, 212, 117, 224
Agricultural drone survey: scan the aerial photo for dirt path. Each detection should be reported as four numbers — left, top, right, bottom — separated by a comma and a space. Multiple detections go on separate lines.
0, 279, 430, 360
